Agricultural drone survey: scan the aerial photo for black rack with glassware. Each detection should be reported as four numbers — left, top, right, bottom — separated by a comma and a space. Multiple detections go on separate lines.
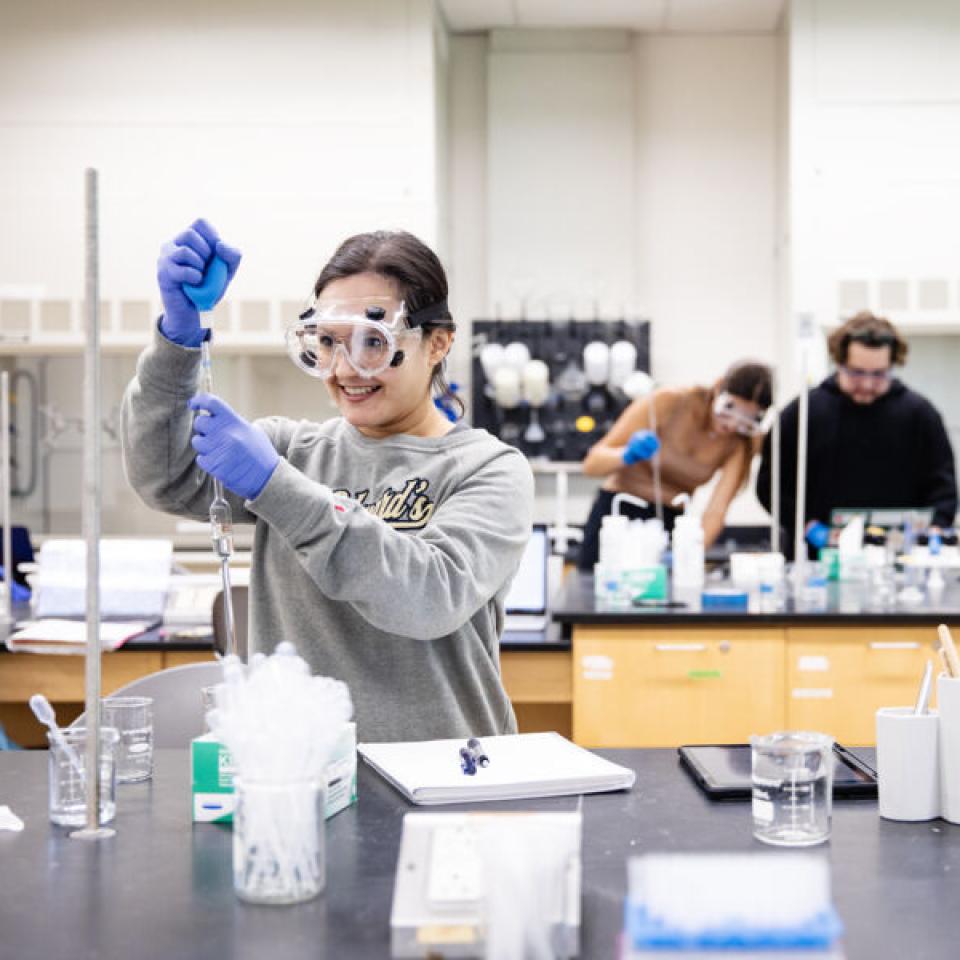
469, 318, 651, 462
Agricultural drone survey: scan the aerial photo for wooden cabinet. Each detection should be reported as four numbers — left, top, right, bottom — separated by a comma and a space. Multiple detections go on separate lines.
501, 650, 573, 738
785, 627, 938, 744
573, 626, 785, 747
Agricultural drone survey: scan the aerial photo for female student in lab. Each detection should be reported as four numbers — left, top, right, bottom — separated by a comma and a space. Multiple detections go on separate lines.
576, 361, 773, 571
122, 219, 534, 743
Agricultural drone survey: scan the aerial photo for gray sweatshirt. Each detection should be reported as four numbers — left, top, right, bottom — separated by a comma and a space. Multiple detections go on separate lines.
121, 330, 534, 742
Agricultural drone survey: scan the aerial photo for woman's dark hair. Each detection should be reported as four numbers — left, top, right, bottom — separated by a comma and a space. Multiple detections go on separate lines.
722, 360, 773, 409
314, 230, 462, 418
827, 310, 908, 366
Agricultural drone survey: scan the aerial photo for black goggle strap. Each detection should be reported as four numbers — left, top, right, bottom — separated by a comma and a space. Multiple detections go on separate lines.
298, 299, 451, 327
406, 299, 452, 329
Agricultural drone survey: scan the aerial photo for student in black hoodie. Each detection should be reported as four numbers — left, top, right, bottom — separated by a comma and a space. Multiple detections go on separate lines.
757, 311, 957, 555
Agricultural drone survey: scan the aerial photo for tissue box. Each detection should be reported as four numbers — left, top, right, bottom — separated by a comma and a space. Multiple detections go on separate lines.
190, 722, 357, 823
191, 733, 236, 823
625, 565, 668, 601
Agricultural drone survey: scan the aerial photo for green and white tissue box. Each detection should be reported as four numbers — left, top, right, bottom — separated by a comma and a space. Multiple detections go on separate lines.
626, 564, 668, 600
191, 721, 358, 823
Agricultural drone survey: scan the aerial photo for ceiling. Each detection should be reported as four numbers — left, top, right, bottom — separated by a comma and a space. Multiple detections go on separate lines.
438, 0, 787, 34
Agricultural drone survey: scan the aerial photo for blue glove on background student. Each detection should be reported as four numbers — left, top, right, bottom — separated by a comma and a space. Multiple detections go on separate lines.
158, 219, 242, 347
805, 521, 830, 550
622, 429, 660, 465
189, 393, 279, 500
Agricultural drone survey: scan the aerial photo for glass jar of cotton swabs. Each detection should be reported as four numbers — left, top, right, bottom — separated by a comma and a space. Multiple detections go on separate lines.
233, 777, 326, 904
206, 643, 354, 905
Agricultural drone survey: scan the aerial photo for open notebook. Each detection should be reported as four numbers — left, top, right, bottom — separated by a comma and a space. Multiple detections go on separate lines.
358, 731, 636, 805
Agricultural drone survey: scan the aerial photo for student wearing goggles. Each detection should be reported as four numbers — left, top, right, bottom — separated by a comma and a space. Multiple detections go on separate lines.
757, 310, 957, 556
712, 391, 774, 437
287, 295, 453, 381
122, 222, 534, 743
577, 360, 773, 571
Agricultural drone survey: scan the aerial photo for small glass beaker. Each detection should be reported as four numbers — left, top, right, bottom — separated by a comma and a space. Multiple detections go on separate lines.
866, 565, 897, 611
48, 726, 120, 827
751, 731, 834, 847
796, 562, 829, 613
101, 696, 154, 783
233, 778, 326, 904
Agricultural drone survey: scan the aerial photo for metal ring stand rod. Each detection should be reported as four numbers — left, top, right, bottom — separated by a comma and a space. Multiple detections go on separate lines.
75, 167, 114, 840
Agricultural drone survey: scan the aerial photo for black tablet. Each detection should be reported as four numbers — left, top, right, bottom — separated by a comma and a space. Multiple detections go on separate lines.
678, 742, 877, 799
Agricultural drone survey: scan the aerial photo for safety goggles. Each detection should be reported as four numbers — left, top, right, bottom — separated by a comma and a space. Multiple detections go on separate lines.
712, 391, 772, 437
285, 296, 449, 380
838, 364, 892, 384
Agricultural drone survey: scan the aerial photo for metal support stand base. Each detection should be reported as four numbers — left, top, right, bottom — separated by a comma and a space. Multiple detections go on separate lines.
69, 826, 116, 840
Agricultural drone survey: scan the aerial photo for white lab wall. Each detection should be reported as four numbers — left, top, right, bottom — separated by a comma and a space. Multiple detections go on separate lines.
0, 0, 441, 301
633, 35, 779, 389
462, 30, 780, 526
4, 9, 787, 538
789, 0, 960, 479
446, 35, 488, 392
0, 0, 444, 535
487, 30, 637, 319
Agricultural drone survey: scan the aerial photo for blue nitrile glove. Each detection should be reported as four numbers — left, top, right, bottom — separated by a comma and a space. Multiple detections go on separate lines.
188, 393, 279, 500
805, 521, 830, 550
623, 429, 660, 465
0, 565, 30, 604
157, 218, 242, 347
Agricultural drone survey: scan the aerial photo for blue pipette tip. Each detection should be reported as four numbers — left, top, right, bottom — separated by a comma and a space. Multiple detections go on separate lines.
183, 255, 229, 312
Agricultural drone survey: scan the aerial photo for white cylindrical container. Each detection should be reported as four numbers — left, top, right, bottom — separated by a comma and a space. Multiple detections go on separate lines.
671, 515, 704, 590
522, 359, 551, 407
876, 707, 940, 821
582, 341, 610, 386
493, 366, 521, 409
938, 675, 960, 824
608, 340, 637, 389
479, 342, 505, 383
503, 341, 531, 372
599, 515, 629, 567
622, 370, 654, 400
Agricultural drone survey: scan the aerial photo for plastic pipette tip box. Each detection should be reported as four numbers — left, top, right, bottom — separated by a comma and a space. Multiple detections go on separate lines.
624, 903, 843, 951
623, 854, 843, 955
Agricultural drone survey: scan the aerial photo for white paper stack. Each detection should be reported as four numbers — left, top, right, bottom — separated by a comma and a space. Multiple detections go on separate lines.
358, 731, 636, 805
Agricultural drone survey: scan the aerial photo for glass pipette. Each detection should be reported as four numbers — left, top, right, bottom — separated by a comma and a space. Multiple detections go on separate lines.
199, 339, 238, 658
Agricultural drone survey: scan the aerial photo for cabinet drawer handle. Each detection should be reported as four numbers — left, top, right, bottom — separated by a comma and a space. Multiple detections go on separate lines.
869, 641, 921, 650
655, 643, 707, 652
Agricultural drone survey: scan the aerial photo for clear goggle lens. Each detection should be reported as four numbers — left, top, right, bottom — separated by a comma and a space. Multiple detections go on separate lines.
286, 297, 412, 379
712, 392, 771, 437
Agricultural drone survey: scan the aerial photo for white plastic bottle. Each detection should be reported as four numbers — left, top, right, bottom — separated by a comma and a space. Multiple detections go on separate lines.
671, 514, 705, 591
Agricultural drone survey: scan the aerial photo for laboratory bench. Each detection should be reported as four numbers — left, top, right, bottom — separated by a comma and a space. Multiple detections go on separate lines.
1, 747, 958, 960
7, 571, 960, 749
0, 621, 572, 746
552, 573, 960, 748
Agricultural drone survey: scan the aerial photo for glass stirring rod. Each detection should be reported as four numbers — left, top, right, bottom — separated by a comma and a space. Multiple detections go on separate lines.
199, 339, 238, 658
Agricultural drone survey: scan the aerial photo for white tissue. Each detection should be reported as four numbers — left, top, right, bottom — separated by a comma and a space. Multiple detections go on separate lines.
0, 805, 24, 831
837, 516, 864, 555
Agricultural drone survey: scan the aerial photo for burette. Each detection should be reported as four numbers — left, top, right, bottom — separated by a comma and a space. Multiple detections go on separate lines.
199, 340, 238, 658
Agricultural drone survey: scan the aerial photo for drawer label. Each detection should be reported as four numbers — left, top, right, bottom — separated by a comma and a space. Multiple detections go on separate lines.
581, 654, 614, 681
797, 655, 830, 672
